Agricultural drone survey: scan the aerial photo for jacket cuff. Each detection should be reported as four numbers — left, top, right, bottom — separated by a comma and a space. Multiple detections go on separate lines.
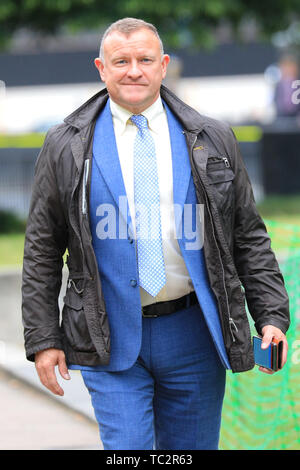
25, 338, 64, 362
255, 318, 290, 336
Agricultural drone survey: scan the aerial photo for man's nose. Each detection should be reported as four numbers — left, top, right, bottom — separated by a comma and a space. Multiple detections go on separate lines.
127, 61, 143, 78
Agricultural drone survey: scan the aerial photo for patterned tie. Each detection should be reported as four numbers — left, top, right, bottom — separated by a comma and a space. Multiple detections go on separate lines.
130, 114, 166, 297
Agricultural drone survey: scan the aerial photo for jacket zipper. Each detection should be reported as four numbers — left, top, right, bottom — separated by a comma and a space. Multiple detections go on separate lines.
82, 158, 90, 215
201, 178, 237, 343
69, 174, 85, 268
71, 151, 109, 354
223, 157, 230, 168
188, 134, 238, 343
207, 156, 230, 168
68, 278, 84, 294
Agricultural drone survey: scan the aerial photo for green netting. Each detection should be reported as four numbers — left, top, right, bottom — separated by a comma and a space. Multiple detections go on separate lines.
220, 220, 300, 450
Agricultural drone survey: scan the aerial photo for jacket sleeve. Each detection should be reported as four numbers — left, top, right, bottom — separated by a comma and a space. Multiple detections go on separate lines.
22, 128, 68, 361
229, 128, 290, 335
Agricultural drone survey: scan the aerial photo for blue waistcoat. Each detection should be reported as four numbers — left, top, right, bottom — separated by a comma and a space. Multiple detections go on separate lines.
69, 98, 230, 371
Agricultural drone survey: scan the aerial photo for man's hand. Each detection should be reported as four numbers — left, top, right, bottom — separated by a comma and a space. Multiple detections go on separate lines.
35, 348, 71, 396
259, 325, 288, 375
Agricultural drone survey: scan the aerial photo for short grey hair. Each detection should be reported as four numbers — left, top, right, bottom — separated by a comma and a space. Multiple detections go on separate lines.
99, 17, 164, 62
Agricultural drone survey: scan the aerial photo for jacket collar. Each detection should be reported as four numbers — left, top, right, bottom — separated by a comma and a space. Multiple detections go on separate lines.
64, 84, 206, 134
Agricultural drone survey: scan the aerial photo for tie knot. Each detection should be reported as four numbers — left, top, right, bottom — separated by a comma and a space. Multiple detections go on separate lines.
130, 114, 148, 131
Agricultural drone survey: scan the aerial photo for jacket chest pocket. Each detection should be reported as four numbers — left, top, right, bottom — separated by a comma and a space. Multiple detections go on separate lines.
206, 156, 234, 185
206, 155, 235, 234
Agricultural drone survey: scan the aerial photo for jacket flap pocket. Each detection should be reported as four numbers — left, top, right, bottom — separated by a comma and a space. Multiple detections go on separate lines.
63, 289, 83, 311
207, 156, 234, 184
207, 167, 234, 184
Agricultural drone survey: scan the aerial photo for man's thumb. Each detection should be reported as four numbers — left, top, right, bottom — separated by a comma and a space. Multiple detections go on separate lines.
58, 353, 71, 380
261, 332, 273, 349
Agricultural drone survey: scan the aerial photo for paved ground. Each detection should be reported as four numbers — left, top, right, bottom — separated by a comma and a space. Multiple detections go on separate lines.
0, 367, 102, 450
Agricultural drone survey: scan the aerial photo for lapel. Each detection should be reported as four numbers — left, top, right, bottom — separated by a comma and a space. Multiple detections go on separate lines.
92, 99, 132, 233
163, 101, 192, 235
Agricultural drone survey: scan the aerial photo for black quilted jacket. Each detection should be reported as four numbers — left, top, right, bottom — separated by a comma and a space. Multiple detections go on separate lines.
22, 85, 290, 372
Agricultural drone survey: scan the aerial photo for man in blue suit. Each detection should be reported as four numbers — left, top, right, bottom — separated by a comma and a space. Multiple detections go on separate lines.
23, 17, 289, 450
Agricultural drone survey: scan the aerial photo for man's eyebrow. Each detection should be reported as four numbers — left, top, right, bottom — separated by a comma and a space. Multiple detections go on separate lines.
111, 54, 129, 61
112, 51, 156, 60
137, 51, 156, 58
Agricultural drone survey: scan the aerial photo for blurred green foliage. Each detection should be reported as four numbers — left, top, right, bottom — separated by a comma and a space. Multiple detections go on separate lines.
257, 195, 300, 217
0, 0, 300, 49
0, 210, 26, 234
0, 133, 45, 148
0, 233, 25, 266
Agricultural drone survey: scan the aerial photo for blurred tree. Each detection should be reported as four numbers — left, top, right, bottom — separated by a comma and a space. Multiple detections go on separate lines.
0, 0, 299, 49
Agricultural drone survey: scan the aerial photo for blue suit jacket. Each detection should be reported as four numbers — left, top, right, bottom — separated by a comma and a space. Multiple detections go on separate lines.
70, 98, 230, 371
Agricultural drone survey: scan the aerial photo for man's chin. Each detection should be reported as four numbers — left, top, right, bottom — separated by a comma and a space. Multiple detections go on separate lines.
122, 89, 147, 101
118, 94, 153, 112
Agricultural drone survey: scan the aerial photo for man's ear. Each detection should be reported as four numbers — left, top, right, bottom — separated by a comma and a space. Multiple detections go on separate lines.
161, 54, 170, 79
94, 58, 105, 82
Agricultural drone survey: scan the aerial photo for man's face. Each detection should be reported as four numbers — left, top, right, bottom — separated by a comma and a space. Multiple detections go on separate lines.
94, 28, 170, 114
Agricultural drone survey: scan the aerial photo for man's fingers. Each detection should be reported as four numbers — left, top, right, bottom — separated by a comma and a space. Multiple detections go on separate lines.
36, 367, 47, 390
36, 363, 64, 395
45, 366, 64, 396
35, 349, 66, 396
58, 353, 71, 381
259, 366, 275, 375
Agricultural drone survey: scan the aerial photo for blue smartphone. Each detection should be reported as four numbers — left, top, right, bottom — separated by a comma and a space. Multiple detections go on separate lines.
253, 335, 272, 370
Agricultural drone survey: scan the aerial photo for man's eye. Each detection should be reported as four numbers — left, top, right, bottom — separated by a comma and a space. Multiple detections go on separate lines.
116, 60, 127, 65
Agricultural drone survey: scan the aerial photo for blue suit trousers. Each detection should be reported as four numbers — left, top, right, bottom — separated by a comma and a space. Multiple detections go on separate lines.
81, 303, 226, 450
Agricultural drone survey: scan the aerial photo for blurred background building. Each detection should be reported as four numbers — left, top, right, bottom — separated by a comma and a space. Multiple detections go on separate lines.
0, 41, 283, 134
1, 4, 300, 218
1, 3, 300, 217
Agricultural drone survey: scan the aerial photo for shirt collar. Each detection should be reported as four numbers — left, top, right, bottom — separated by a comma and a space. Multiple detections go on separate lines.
109, 95, 165, 135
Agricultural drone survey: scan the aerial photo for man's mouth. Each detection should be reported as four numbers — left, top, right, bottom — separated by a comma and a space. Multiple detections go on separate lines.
122, 83, 147, 86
